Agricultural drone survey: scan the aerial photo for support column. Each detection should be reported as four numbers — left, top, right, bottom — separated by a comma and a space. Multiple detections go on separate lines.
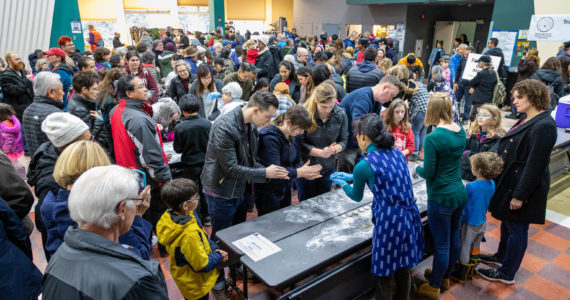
114, 0, 132, 45
208, 0, 225, 32
49, 0, 85, 50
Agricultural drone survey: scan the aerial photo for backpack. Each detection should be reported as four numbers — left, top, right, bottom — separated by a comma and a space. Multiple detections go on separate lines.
269, 46, 283, 76
96, 39, 105, 47
546, 83, 560, 109
492, 72, 506, 106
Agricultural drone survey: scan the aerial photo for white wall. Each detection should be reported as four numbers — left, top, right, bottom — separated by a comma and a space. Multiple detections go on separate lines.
1, 0, 55, 70
293, 0, 407, 38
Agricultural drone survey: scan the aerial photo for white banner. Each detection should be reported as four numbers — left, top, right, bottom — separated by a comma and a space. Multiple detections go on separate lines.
491, 31, 517, 67
461, 53, 502, 81
528, 14, 570, 41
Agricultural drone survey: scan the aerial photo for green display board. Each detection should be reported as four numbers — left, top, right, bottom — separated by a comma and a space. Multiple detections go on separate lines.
49, 0, 85, 51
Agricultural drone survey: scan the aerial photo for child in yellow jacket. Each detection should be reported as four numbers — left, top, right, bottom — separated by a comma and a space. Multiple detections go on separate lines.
157, 178, 229, 300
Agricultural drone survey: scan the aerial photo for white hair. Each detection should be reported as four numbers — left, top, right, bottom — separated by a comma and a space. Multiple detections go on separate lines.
174, 60, 191, 75
458, 43, 468, 49
297, 48, 308, 56
33, 72, 61, 97
69, 165, 138, 229
283, 54, 295, 63
222, 82, 243, 99
115, 47, 128, 58
213, 42, 222, 49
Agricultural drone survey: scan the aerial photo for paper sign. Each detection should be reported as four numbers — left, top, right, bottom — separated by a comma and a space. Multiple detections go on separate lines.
528, 14, 570, 42
71, 20, 82, 34
491, 30, 518, 67
233, 233, 282, 262
518, 29, 529, 40
461, 53, 502, 81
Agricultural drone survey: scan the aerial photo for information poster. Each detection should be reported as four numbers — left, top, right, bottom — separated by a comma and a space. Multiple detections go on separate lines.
233, 233, 282, 262
516, 41, 530, 57
461, 53, 502, 81
491, 30, 518, 67
528, 14, 570, 41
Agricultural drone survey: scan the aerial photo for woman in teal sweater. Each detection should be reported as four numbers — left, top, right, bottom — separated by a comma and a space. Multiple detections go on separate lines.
414, 92, 467, 300
331, 114, 423, 300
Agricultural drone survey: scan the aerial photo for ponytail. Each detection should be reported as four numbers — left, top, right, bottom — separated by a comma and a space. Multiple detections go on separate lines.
354, 113, 394, 150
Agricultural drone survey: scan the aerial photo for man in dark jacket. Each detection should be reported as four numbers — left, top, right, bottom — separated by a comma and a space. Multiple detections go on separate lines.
200, 91, 289, 240
22, 72, 65, 156
44, 47, 73, 110
223, 62, 254, 101
454, 46, 475, 124
0, 152, 34, 220
0, 52, 34, 121
467, 55, 497, 121
346, 47, 385, 93
111, 75, 172, 230
113, 32, 124, 48
485, 38, 506, 79
173, 94, 211, 222
255, 36, 275, 80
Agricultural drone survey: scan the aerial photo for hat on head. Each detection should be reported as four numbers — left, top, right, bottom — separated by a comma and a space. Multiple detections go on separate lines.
331, 34, 339, 41
379, 38, 388, 45
269, 35, 277, 44
41, 112, 89, 148
441, 55, 451, 61
185, 46, 198, 57
475, 55, 491, 63
358, 38, 369, 46
44, 47, 66, 59
324, 51, 334, 60
191, 38, 201, 46
256, 35, 269, 47
165, 42, 176, 52
407, 55, 416, 64
222, 40, 232, 47
197, 46, 207, 54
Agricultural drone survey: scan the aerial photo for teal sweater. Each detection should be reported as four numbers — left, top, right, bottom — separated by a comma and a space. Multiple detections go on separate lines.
343, 143, 377, 201
416, 127, 467, 207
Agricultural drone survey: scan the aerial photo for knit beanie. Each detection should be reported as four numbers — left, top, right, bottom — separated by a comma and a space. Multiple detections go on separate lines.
41, 112, 89, 148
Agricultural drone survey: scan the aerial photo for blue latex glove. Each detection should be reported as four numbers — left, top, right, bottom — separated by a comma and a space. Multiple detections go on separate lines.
332, 178, 348, 187
207, 92, 222, 101
331, 172, 353, 181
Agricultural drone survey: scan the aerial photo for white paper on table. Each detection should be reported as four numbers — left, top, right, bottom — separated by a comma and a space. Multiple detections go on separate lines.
232, 232, 282, 262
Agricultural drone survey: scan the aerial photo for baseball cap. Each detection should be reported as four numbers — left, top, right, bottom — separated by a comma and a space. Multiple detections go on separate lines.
44, 47, 66, 59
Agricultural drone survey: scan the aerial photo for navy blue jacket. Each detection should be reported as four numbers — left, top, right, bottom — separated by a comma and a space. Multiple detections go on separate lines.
0, 198, 42, 299
340, 87, 380, 149
345, 60, 384, 93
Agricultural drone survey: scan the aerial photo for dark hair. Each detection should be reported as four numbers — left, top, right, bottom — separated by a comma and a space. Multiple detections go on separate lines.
72, 71, 99, 93
139, 51, 155, 64
313, 51, 328, 63
470, 152, 504, 180
165, 31, 171, 38
117, 75, 137, 98
278, 61, 295, 81
98, 68, 126, 107
311, 64, 331, 86
247, 91, 279, 111
213, 58, 225, 67
172, 54, 184, 61
126, 51, 139, 62
512, 79, 551, 111
78, 56, 94, 70
136, 43, 149, 54
234, 46, 243, 57
196, 64, 214, 97
364, 47, 377, 61
84, 51, 93, 56
126, 45, 136, 52
358, 38, 369, 47
0, 103, 16, 122
178, 94, 201, 114
220, 48, 231, 59
239, 62, 253, 73
407, 55, 416, 64
253, 77, 269, 93
560, 56, 570, 84
454, 38, 462, 43
272, 104, 312, 129
160, 178, 198, 213
110, 54, 122, 68
93, 47, 111, 63
489, 38, 498, 47
540, 56, 561, 72
354, 113, 394, 149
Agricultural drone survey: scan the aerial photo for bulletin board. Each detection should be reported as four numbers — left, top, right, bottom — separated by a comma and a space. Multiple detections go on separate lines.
491, 30, 518, 67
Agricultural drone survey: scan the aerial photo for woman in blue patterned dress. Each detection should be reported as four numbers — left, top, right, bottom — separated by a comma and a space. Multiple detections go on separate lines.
331, 113, 423, 300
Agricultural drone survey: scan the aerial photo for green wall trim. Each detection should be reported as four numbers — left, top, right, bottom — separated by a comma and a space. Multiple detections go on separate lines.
209, 0, 225, 31
49, 0, 85, 50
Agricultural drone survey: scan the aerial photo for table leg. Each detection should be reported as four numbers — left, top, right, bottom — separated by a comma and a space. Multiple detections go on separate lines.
243, 264, 249, 298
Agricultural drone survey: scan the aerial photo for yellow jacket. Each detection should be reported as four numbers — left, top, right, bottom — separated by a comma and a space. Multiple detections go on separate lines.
398, 53, 425, 73
157, 210, 220, 300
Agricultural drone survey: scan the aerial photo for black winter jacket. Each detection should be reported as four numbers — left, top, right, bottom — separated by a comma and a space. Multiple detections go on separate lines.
489, 112, 557, 224
530, 69, 565, 99
0, 68, 34, 121
22, 96, 64, 156
68, 93, 112, 153
331, 73, 348, 101
173, 115, 211, 172
255, 49, 275, 80
484, 47, 506, 78
469, 68, 497, 104
460, 133, 501, 181
200, 106, 267, 199
168, 75, 194, 103
346, 60, 384, 93
27, 141, 60, 203
0, 152, 34, 219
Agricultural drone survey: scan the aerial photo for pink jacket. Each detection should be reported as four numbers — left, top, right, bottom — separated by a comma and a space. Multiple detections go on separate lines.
0, 115, 24, 154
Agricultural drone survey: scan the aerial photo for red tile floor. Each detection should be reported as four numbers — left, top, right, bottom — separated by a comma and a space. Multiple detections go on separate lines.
30, 207, 570, 300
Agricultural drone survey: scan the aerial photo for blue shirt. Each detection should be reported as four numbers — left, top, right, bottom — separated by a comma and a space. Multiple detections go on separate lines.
449, 53, 462, 84
340, 87, 379, 149
463, 179, 495, 226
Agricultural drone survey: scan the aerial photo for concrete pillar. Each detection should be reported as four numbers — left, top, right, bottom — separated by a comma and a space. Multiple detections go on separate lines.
209, 0, 225, 31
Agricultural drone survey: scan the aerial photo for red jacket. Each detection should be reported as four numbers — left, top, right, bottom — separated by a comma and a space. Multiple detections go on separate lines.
247, 49, 258, 65
389, 123, 415, 161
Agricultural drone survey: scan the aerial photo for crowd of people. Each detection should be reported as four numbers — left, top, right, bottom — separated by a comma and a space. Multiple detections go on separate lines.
0, 23, 567, 300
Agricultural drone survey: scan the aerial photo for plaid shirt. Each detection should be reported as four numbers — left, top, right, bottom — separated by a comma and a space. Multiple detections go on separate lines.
272, 93, 295, 120
409, 82, 429, 120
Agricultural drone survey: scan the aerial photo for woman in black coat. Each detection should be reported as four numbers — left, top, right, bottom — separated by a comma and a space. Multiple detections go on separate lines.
270, 61, 301, 103
477, 79, 557, 284
168, 60, 194, 103
467, 55, 497, 121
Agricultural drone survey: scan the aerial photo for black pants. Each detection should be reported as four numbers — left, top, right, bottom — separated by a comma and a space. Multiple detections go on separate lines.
143, 184, 167, 231
182, 166, 209, 220
375, 267, 411, 300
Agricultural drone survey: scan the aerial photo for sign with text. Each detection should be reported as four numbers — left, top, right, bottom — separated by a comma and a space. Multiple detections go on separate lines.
491, 30, 517, 67
528, 14, 570, 41
461, 53, 502, 81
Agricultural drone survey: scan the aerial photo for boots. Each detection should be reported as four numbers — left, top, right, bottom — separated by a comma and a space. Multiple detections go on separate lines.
468, 258, 480, 280
417, 282, 440, 300
450, 262, 473, 284
423, 269, 450, 291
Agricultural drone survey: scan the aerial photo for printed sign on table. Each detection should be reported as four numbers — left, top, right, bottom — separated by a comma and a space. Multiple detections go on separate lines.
233, 233, 282, 262
528, 14, 570, 42
461, 53, 502, 81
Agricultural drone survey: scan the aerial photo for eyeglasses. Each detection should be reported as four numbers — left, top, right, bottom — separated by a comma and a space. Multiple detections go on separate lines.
476, 114, 493, 118
181, 196, 200, 207
115, 197, 144, 210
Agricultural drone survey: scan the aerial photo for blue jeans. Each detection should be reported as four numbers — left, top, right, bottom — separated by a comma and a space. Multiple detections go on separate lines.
411, 111, 427, 154
427, 200, 463, 287
205, 194, 243, 241
454, 83, 473, 121
296, 169, 333, 201
496, 221, 529, 279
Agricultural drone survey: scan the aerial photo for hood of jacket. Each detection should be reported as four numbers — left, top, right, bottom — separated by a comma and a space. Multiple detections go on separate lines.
533, 69, 561, 84
259, 124, 287, 143
54, 63, 74, 75
33, 95, 66, 110
70, 93, 97, 111
0, 115, 22, 133
156, 210, 196, 246
357, 60, 378, 73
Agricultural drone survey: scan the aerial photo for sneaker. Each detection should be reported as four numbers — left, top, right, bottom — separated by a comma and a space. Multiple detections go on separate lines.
204, 216, 211, 227
211, 287, 231, 300
476, 268, 515, 284
479, 253, 502, 266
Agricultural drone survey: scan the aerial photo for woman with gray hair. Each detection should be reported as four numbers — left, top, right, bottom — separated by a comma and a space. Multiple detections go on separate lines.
168, 60, 193, 103
218, 81, 245, 117
42, 165, 169, 299
152, 97, 181, 138
430, 65, 460, 123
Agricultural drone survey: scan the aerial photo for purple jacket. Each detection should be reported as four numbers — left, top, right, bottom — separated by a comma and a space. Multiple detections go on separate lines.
0, 115, 24, 154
